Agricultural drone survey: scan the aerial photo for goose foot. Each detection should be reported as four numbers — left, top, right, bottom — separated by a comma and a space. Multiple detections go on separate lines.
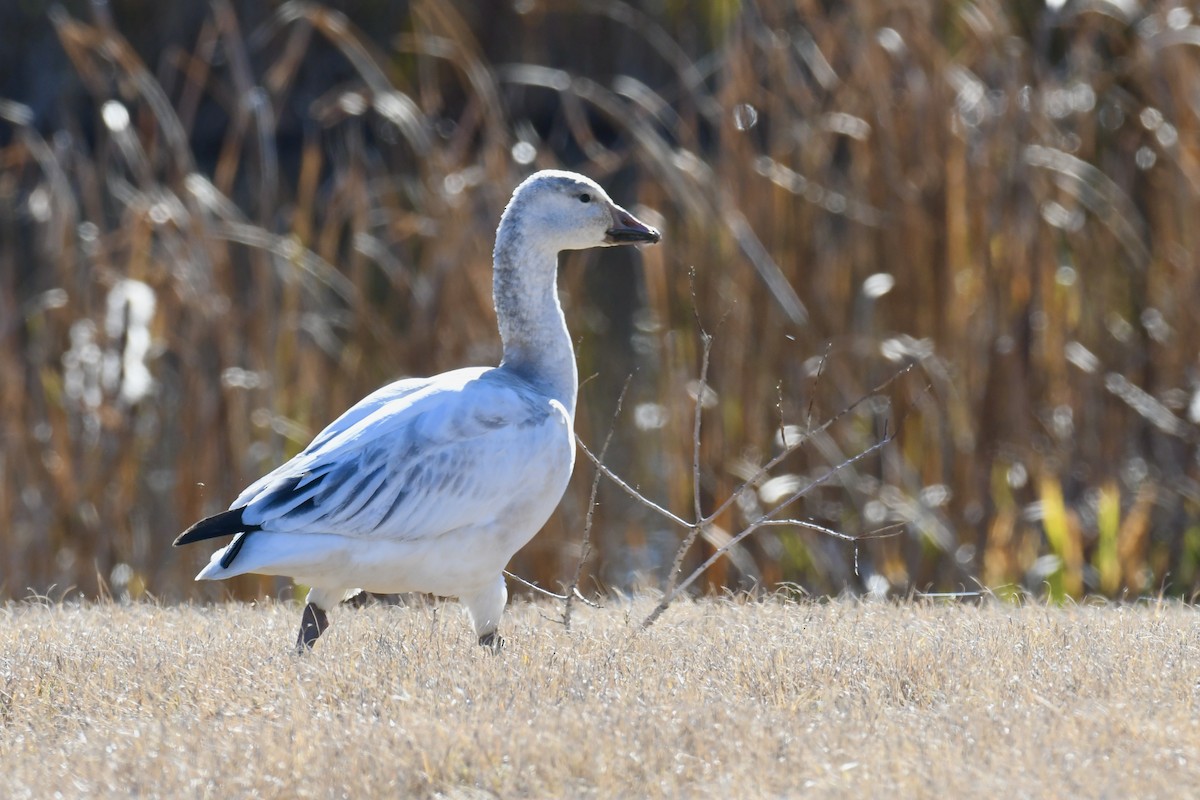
296, 602, 329, 652
478, 631, 503, 653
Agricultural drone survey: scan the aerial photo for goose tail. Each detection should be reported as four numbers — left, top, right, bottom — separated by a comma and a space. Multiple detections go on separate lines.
175, 507, 261, 577
174, 507, 255, 546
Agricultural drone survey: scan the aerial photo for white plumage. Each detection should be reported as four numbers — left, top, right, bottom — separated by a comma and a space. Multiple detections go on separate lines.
175, 170, 661, 650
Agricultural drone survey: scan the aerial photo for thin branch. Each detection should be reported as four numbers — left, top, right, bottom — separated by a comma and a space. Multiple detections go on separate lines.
701, 361, 916, 527
577, 440, 692, 528
692, 333, 708, 536
504, 569, 601, 608
755, 518, 904, 542
688, 267, 708, 527
664, 271, 737, 595
804, 342, 832, 433
662, 325, 714, 595
564, 374, 632, 630
642, 430, 895, 629
578, 356, 911, 630
581, 361, 916, 536
573, 334, 908, 630
775, 378, 787, 455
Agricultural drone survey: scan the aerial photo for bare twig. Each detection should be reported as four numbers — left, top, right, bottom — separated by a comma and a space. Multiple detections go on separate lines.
504, 570, 601, 608
665, 323, 712, 596
642, 430, 896, 629
804, 342, 832, 434
662, 272, 735, 596
688, 268, 708, 528
755, 518, 904, 542
701, 362, 916, 528
576, 345, 911, 630
577, 442, 692, 528
580, 361, 915, 534
564, 374, 632, 630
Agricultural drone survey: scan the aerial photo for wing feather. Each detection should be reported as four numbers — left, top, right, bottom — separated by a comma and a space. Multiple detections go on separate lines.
234, 367, 571, 541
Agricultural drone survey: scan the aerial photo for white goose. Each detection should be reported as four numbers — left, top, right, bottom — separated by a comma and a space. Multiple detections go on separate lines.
175, 170, 661, 651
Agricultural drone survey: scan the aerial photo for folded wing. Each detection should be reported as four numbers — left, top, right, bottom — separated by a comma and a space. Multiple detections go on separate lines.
224, 367, 570, 546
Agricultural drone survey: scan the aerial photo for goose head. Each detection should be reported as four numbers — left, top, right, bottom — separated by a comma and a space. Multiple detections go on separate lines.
506, 170, 661, 252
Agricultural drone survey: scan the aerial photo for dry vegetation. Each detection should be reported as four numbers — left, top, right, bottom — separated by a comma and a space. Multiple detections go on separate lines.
5, 1, 1200, 604
5, 7, 1198, 795
1, 596, 1197, 798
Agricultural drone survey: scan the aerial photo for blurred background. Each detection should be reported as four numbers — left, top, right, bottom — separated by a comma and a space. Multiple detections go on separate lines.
3, 0, 1200, 604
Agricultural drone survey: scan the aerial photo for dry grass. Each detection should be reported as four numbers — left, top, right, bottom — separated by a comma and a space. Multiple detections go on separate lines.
2, 597, 1197, 798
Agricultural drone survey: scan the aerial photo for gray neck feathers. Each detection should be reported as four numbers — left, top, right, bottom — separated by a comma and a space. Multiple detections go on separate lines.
492, 205, 579, 418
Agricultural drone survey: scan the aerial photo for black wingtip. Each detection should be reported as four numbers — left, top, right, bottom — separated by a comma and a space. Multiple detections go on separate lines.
173, 507, 255, 547
218, 531, 250, 569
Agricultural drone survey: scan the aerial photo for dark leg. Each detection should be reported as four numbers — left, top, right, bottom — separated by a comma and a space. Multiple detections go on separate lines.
342, 591, 400, 608
343, 590, 372, 608
296, 602, 330, 652
478, 631, 503, 653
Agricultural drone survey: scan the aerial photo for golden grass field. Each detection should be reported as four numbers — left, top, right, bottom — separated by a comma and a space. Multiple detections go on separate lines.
2, 597, 1197, 798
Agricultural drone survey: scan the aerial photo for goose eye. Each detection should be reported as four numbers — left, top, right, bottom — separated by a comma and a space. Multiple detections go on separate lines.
578, 193, 592, 203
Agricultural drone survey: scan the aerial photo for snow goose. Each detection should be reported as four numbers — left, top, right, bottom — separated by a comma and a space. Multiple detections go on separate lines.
175, 170, 661, 651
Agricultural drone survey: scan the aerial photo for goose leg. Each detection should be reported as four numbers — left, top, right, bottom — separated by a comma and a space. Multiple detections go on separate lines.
463, 575, 508, 654
295, 586, 348, 652
296, 602, 329, 652
343, 590, 371, 608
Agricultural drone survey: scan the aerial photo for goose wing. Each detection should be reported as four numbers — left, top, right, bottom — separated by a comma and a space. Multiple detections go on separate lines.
232, 367, 572, 541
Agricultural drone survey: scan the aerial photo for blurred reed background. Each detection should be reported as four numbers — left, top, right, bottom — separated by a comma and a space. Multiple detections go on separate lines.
2, 0, 1199, 603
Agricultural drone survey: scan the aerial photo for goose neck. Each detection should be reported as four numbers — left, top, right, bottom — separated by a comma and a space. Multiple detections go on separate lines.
492, 233, 578, 417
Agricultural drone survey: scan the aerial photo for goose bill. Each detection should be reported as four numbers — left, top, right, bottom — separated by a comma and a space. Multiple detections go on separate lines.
605, 207, 661, 245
